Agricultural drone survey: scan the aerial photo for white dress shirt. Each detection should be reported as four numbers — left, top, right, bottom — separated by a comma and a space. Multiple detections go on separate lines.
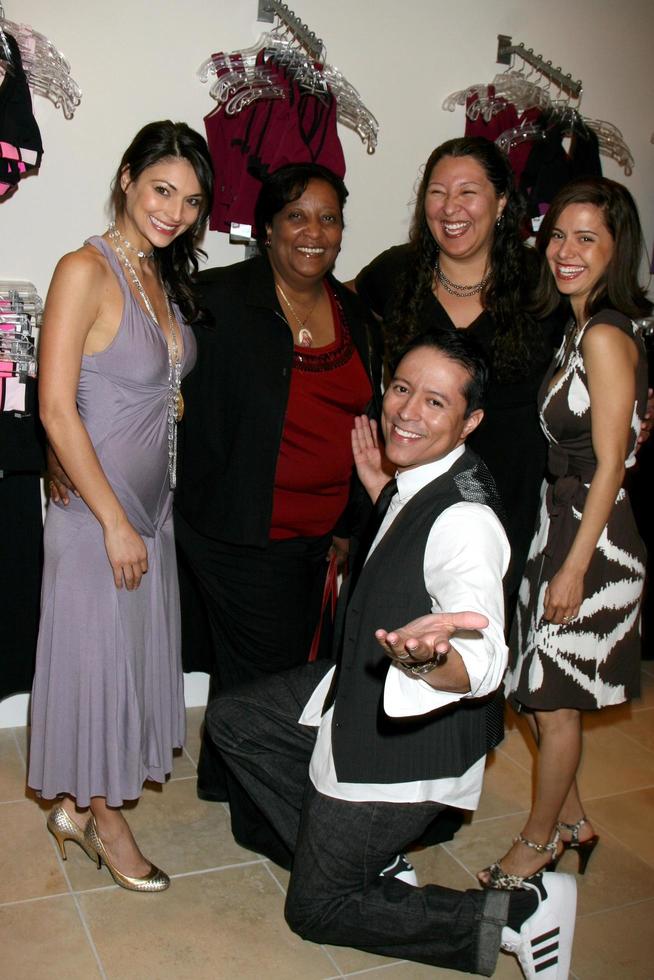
300, 444, 510, 810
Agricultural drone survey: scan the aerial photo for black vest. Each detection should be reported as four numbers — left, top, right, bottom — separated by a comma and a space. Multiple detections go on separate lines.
331, 447, 505, 784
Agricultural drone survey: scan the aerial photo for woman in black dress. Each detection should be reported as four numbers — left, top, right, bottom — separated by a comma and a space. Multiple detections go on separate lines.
355, 137, 564, 602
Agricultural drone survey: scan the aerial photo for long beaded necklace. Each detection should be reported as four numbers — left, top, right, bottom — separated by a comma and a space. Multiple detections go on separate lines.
108, 232, 183, 490
108, 221, 154, 260
275, 282, 320, 347
434, 258, 489, 298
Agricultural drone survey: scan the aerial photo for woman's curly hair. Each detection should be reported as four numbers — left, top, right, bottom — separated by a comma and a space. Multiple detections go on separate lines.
385, 137, 541, 381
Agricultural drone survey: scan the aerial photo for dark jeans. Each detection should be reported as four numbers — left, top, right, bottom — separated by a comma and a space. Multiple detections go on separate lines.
206, 662, 509, 976
175, 510, 332, 868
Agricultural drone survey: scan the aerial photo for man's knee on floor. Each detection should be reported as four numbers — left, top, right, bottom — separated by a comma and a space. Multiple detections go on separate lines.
284, 875, 336, 942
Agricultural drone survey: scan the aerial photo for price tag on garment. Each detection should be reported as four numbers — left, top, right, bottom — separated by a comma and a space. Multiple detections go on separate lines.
229, 222, 253, 243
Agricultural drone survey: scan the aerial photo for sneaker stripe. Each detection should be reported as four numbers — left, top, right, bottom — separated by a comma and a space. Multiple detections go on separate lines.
531, 927, 560, 948
535, 956, 559, 973
534, 941, 559, 958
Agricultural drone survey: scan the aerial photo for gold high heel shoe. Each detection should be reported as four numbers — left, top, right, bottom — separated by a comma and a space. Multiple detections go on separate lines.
47, 805, 99, 866
84, 816, 170, 892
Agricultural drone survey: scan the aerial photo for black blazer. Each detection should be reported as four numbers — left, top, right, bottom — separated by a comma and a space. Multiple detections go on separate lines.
174, 255, 382, 547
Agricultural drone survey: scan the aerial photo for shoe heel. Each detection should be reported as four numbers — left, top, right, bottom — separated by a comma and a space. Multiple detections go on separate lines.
48, 826, 68, 861
46, 806, 100, 868
575, 837, 599, 875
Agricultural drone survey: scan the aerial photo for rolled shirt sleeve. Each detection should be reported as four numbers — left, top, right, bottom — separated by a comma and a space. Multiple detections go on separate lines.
384, 501, 510, 717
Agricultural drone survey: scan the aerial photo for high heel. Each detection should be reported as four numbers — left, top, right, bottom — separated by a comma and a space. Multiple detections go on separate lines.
84, 816, 170, 892
478, 830, 561, 890
558, 817, 599, 875
47, 805, 99, 866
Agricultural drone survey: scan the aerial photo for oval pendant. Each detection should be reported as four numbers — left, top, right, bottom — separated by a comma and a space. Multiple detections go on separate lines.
298, 327, 313, 348
175, 391, 184, 422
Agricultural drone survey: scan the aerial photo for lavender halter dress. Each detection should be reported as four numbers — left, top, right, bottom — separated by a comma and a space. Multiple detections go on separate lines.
28, 237, 197, 807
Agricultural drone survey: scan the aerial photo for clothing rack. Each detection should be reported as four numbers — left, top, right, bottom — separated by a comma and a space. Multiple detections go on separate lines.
257, 0, 325, 62
0, 282, 40, 416
496, 34, 582, 100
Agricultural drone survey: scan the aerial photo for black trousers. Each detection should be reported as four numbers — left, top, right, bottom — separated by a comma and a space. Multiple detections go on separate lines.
206, 663, 509, 976
174, 510, 332, 867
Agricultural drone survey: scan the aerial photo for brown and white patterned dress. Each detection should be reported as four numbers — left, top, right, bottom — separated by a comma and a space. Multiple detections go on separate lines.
506, 309, 648, 711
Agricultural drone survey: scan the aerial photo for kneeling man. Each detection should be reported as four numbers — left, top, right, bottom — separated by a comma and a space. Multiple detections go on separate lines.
207, 330, 576, 979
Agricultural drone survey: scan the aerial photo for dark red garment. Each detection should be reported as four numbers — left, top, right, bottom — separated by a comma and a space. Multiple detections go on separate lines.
464, 89, 541, 184
269, 285, 372, 540
205, 53, 345, 234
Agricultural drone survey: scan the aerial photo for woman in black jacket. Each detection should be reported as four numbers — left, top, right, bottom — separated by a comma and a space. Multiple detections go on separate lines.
174, 163, 381, 866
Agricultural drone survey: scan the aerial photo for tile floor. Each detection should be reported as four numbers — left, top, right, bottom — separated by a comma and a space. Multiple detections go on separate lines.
2, 664, 654, 979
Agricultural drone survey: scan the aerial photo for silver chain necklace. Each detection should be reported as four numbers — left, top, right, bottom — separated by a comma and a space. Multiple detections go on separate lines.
434, 259, 489, 298
108, 221, 154, 260
109, 235, 183, 489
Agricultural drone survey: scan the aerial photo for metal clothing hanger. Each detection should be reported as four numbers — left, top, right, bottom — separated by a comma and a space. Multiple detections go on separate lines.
198, 1, 378, 153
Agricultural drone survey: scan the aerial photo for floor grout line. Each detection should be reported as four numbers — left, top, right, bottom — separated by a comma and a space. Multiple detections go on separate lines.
10, 726, 27, 768
167, 857, 269, 879
68, 889, 108, 980
577, 893, 654, 919
612, 726, 654, 757
4, 674, 654, 977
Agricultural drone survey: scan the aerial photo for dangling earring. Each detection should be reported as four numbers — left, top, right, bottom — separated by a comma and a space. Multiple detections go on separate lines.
496, 213, 505, 228
264, 239, 271, 248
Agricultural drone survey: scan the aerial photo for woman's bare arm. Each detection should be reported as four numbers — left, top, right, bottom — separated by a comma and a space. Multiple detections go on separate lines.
39, 249, 148, 590
544, 323, 638, 623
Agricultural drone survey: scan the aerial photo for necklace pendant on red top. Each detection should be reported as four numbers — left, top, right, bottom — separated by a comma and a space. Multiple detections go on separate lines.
298, 328, 313, 347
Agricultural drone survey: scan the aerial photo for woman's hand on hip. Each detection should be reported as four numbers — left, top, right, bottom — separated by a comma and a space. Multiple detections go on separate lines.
103, 520, 148, 590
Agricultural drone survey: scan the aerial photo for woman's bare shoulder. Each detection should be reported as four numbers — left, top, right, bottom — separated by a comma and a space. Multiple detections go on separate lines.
52, 240, 112, 287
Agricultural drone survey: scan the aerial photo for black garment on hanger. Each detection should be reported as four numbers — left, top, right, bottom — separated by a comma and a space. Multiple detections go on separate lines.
519, 118, 601, 218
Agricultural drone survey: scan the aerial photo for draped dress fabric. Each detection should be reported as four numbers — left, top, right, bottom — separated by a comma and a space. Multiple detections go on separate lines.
28, 236, 196, 807
507, 310, 647, 711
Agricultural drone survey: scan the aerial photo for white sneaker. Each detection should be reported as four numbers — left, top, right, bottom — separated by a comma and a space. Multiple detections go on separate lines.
500, 872, 577, 979
379, 854, 418, 886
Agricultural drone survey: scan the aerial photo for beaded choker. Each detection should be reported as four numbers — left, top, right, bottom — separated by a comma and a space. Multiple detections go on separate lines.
108, 221, 154, 260
434, 259, 489, 298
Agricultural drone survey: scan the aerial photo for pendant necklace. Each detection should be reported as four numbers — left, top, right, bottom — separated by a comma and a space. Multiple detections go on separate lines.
275, 282, 320, 347
108, 233, 183, 489
434, 258, 489, 298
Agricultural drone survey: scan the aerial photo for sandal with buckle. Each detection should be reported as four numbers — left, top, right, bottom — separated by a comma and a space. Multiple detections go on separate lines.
557, 817, 599, 875
478, 830, 561, 890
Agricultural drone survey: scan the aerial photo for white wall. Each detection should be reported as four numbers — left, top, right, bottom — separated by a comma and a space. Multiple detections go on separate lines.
1, 0, 653, 725
1, 0, 652, 290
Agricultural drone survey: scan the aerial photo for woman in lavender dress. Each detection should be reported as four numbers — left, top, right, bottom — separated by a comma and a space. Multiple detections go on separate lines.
29, 122, 213, 891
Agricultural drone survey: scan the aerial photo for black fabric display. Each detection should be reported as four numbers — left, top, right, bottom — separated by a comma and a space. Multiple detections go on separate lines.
0, 32, 43, 193
519, 119, 602, 219
0, 379, 45, 699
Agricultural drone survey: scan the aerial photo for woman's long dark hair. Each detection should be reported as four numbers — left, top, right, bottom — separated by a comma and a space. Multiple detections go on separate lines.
110, 120, 214, 323
386, 137, 537, 381
532, 177, 652, 321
